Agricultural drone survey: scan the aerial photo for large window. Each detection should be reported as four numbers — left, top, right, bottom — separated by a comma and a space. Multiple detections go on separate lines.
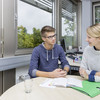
18, 0, 53, 49
61, 0, 77, 50
0, 0, 80, 56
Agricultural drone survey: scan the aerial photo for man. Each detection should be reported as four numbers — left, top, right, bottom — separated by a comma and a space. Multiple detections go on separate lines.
29, 26, 70, 78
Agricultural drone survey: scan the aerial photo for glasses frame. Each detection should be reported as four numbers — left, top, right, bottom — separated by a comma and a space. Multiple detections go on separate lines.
43, 34, 57, 39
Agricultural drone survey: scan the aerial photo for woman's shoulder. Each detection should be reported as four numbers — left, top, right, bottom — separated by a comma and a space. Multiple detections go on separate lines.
84, 45, 93, 51
84, 45, 95, 55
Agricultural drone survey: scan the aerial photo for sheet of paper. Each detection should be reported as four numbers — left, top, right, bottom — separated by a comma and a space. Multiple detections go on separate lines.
52, 78, 67, 87
67, 78, 82, 88
40, 77, 83, 88
39, 79, 55, 88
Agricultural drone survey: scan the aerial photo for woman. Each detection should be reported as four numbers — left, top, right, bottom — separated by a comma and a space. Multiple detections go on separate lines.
79, 24, 100, 82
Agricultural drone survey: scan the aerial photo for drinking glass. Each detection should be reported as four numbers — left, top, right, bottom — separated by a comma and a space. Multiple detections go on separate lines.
24, 79, 33, 93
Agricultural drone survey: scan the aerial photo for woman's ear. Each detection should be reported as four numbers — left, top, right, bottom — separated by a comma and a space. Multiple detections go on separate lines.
98, 37, 100, 41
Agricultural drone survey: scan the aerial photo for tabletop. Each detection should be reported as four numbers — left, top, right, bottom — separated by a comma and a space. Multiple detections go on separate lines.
1, 75, 100, 100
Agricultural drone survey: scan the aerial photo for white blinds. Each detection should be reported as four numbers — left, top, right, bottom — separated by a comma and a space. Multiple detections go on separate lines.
62, 0, 77, 21
21, 0, 52, 12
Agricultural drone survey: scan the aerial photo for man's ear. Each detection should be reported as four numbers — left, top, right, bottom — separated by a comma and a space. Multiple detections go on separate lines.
42, 37, 46, 42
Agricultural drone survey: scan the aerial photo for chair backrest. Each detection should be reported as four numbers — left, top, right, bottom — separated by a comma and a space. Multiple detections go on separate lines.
60, 38, 66, 52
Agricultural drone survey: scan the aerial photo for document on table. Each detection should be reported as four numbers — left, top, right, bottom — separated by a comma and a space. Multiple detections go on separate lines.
40, 77, 82, 88
67, 78, 82, 87
40, 79, 56, 88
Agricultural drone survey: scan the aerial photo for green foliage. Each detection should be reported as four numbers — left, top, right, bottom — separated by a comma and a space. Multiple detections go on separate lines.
18, 25, 43, 49
64, 19, 74, 36
62, 18, 75, 48
32, 28, 43, 48
61, 35, 74, 48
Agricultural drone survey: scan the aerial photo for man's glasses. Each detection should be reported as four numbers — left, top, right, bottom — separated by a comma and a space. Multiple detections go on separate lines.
44, 34, 57, 39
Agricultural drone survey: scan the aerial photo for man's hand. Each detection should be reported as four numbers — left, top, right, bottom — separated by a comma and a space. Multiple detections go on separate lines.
79, 68, 88, 80
50, 69, 67, 78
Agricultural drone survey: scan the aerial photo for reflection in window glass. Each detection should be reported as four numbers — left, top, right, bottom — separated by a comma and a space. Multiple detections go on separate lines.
95, 6, 100, 24
62, 0, 77, 50
18, 0, 52, 49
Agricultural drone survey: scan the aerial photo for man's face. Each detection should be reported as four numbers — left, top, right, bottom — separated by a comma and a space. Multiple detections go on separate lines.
42, 32, 56, 45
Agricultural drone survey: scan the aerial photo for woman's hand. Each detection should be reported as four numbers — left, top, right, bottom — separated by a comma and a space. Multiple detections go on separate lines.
79, 68, 88, 80
95, 72, 100, 76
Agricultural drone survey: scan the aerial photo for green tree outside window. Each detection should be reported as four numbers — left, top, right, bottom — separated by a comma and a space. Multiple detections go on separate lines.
18, 25, 43, 49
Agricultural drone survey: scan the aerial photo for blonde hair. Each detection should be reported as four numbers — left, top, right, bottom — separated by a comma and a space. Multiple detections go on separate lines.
86, 24, 100, 38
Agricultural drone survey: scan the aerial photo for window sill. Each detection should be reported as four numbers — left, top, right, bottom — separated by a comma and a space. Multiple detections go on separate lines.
0, 55, 31, 71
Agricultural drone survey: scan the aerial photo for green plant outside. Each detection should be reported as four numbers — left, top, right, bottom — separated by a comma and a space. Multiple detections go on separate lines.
18, 25, 43, 49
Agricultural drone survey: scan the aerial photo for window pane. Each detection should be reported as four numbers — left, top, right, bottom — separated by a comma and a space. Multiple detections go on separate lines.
62, 0, 77, 50
95, 6, 100, 24
18, 0, 52, 49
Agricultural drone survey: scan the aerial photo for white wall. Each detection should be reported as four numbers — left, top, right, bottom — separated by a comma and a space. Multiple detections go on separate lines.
81, 0, 92, 50
81, 0, 100, 50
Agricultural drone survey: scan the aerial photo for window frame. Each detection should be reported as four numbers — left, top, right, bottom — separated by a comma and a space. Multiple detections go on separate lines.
61, 0, 79, 50
15, 0, 54, 55
93, 2, 100, 24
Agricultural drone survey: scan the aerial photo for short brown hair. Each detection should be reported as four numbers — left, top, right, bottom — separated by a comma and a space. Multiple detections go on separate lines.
41, 26, 55, 37
87, 24, 100, 38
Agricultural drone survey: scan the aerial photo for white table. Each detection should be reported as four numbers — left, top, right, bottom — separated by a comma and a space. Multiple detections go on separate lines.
66, 57, 80, 74
1, 75, 100, 100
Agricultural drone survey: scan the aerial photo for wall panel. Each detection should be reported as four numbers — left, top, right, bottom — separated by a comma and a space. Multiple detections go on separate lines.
0, 0, 2, 58
0, 72, 3, 95
3, 0, 16, 57
3, 69, 15, 92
